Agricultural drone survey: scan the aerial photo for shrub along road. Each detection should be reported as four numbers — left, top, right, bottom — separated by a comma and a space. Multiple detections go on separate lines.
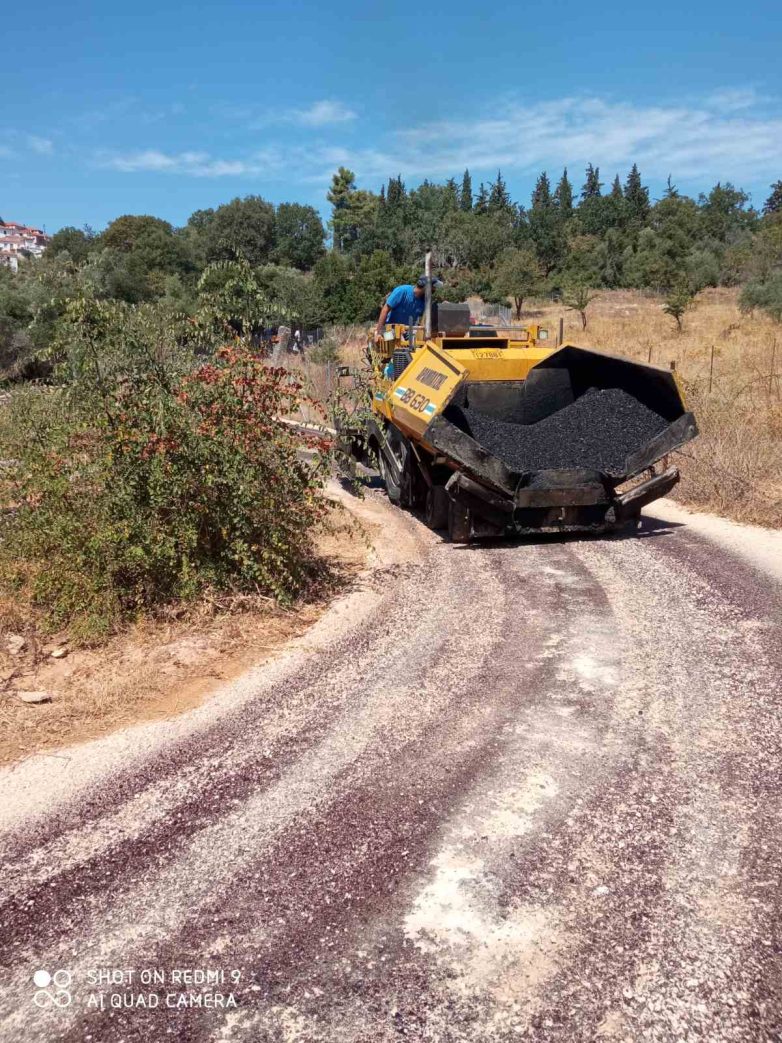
0, 492, 780, 1042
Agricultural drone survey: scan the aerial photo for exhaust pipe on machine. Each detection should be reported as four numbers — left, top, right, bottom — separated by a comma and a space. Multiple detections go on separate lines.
424, 249, 433, 341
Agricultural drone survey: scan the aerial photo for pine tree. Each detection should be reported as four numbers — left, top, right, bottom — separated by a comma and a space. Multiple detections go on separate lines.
488, 170, 512, 212
444, 177, 459, 210
581, 164, 602, 200
327, 167, 357, 252
379, 184, 386, 207
460, 169, 473, 211
529, 172, 566, 273
475, 182, 490, 215
610, 174, 623, 199
327, 167, 356, 209
386, 175, 406, 208
764, 181, 782, 215
531, 172, 552, 210
554, 168, 573, 214
624, 164, 650, 220
664, 174, 680, 199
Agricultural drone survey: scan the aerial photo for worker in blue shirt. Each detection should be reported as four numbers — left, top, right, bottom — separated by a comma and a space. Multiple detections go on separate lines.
374, 275, 442, 340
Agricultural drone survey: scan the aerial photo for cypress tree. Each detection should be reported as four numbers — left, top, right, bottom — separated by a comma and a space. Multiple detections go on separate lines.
610, 174, 623, 199
624, 163, 650, 220
475, 182, 490, 214
488, 170, 512, 212
554, 168, 573, 214
444, 177, 459, 210
460, 169, 473, 211
531, 171, 552, 210
327, 166, 357, 253
764, 180, 782, 215
530, 172, 566, 273
581, 164, 602, 200
386, 175, 406, 207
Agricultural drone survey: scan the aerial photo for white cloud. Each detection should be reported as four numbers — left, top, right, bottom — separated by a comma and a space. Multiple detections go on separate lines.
290, 99, 357, 127
28, 135, 54, 155
72, 98, 186, 132
703, 87, 761, 113
97, 88, 782, 192
240, 98, 358, 129
101, 148, 282, 177
139, 102, 187, 125
310, 90, 782, 191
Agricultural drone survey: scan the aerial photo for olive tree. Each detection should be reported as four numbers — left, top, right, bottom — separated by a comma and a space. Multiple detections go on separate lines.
492, 247, 543, 319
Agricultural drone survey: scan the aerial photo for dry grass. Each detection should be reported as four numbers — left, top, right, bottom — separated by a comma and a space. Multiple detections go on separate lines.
283, 325, 367, 429
0, 504, 371, 766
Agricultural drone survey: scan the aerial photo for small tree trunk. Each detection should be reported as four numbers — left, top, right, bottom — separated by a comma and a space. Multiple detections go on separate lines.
580, 310, 587, 330
514, 297, 523, 320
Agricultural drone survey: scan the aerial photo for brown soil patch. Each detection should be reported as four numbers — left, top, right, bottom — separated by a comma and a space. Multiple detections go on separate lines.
0, 503, 374, 766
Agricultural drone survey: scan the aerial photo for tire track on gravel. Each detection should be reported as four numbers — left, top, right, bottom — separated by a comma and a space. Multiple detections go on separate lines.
0, 533, 507, 1040
2, 506, 781, 1043
65, 541, 636, 1043
189, 527, 782, 1043
515, 529, 782, 1042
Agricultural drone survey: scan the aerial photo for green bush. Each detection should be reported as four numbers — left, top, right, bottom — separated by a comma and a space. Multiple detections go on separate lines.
0, 302, 330, 642
740, 273, 782, 323
309, 337, 340, 364
662, 286, 694, 332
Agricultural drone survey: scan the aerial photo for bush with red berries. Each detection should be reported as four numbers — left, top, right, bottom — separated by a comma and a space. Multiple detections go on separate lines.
0, 298, 331, 642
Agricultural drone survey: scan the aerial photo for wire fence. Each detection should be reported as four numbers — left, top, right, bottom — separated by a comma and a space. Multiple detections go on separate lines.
474, 303, 513, 325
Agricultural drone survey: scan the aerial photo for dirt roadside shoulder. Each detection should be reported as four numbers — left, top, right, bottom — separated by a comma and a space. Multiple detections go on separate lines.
645, 497, 782, 584
0, 481, 426, 770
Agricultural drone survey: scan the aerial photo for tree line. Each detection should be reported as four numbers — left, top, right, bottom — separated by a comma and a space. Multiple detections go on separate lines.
0, 199, 327, 376
326, 166, 782, 323
2, 165, 782, 376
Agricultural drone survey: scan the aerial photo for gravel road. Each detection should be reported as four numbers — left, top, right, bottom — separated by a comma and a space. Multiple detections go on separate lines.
1, 490, 781, 1043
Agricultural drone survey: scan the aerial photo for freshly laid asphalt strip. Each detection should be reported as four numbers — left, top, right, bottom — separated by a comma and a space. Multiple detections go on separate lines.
456, 387, 669, 475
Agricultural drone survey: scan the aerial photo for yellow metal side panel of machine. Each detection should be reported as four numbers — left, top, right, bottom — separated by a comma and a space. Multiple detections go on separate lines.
386, 343, 467, 439
440, 345, 555, 381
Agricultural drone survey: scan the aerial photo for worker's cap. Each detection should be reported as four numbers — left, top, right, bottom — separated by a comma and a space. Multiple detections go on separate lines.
416, 275, 444, 289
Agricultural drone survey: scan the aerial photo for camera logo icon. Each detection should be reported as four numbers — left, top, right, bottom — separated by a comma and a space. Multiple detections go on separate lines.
33, 969, 72, 1008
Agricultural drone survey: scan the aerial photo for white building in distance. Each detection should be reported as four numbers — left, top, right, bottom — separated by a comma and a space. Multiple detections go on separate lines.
0, 221, 51, 271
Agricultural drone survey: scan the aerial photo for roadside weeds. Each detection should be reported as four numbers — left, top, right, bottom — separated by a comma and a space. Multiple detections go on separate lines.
0, 503, 373, 767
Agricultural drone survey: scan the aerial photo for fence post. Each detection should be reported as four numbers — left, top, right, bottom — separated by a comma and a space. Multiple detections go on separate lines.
708, 344, 715, 394
647, 344, 653, 364
770, 337, 777, 396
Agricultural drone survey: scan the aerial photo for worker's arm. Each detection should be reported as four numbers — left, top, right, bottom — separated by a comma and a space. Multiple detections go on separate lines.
375, 303, 391, 336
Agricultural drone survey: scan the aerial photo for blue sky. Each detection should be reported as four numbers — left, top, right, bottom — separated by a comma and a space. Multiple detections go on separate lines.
4, 0, 781, 233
